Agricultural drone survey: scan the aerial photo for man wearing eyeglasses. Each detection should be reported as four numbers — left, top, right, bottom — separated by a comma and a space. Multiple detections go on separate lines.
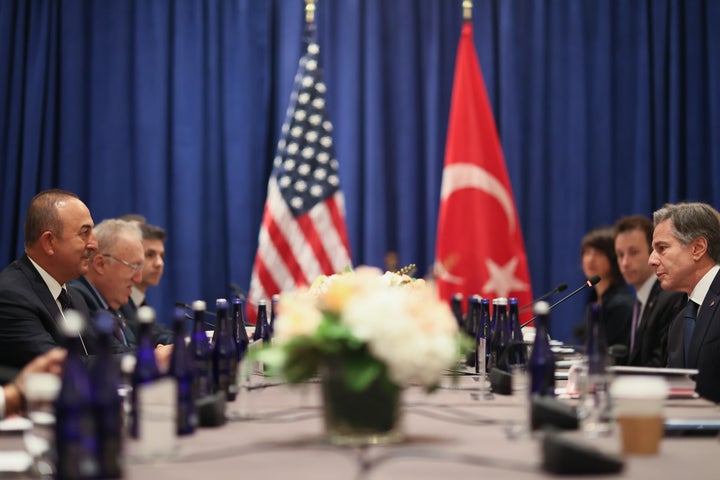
0, 189, 97, 369
69, 219, 173, 371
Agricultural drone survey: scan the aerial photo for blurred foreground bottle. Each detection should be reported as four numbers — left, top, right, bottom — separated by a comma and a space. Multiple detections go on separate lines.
169, 306, 197, 435
189, 300, 213, 399
130, 306, 161, 438
90, 312, 123, 478
255, 300, 270, 344
465, 295, 481, 368
450, 293, 464, 329
476, 298, 491, 375
54, 310, 98, 479
231, 298, 250, 362
489, 297, 510, 372
212, 299, 238, 401
508, 298, 527, 367
528, 301, 555, 396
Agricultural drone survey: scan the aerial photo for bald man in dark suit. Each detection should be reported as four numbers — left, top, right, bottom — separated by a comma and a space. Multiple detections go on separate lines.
0, 190, 98, 369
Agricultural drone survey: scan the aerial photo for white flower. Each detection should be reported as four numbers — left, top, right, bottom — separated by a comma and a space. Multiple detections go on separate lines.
341, 285, 459, 387
272, 293, 323, 345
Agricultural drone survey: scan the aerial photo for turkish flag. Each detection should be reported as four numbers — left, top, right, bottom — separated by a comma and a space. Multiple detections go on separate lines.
434, 22, 533, 315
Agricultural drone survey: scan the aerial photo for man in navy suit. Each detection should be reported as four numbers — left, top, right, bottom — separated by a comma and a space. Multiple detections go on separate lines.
614, 215, 685, 367
649, 202, 720, 403
117, 218, 173, 345
0, 189, 98, 369
69, 219, 173, 371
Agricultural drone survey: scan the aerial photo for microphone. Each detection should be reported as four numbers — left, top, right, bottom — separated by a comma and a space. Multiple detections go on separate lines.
229, 283, 247, 300
520, 275, 600, 328
519, 283, 568, 312
175, 301, 216, 327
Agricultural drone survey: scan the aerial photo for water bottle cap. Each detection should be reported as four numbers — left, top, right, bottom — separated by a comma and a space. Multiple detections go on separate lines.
216, 298, 228, 309
534, 300, 550, 315
137, 305, 156, 324
496, 297, 508, 305
192, 300, 207, 311
259, 299, 267, 306
61, 309, 85, 336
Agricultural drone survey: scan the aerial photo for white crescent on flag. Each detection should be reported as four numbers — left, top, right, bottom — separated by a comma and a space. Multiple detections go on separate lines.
439, 163, 516, 233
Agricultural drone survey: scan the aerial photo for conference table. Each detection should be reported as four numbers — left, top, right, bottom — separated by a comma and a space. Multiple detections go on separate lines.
127, 371, 720, 480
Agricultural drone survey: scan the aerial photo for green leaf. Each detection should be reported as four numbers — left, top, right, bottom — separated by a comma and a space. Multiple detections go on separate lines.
341, 354, 383, 391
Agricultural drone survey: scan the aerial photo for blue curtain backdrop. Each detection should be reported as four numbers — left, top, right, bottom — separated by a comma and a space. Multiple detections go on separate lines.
1, 0, 719, 342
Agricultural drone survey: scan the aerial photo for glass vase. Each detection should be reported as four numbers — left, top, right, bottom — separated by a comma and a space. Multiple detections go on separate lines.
320, 360, 403, 446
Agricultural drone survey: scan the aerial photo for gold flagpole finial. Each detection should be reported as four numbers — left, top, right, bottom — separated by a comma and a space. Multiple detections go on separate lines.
462, 0, 472, 21
305, 0, 316, 24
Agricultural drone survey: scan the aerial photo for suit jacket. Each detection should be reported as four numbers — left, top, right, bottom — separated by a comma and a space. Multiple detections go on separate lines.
121, 298, 175, 346
628, 280, 686, 367
68, 276, 136, 354
0, 254, 96, 369
578, 282, 635, 350
667, 269, 720, 403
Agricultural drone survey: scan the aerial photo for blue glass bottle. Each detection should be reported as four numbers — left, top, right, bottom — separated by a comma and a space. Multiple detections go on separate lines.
258, 300, 271, 344
168, 306, 197, 435
478, 298, 491, 374
508, 297, 527, 366
54, 310, 98, 479
450, 293, 464, 329
189, 300, 213, 399
232, 297, 250, 362
489, 297, 511, 372
465, 295, 481, 368
252, 300, 266, 343
528, 301, 555, 396
130, 306, 161, 438
90, 312, 123, 478
212, 299, 238, 401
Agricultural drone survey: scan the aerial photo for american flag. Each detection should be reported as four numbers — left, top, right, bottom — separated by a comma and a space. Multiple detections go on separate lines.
247, 24, 352, 320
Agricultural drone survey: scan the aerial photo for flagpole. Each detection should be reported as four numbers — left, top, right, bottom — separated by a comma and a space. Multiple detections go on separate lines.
462, 0, 472, 21
305, 0, 316, 24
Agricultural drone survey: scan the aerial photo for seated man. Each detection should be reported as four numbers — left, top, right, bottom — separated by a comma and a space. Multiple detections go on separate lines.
69, 219, 173, 371
614, 215, 685, 367
0, 189, 97, 369
121, 220, 173, 345
649, 202, 720, 403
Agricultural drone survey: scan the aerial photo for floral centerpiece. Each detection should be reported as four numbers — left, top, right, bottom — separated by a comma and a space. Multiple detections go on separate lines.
255, 266, 467, 445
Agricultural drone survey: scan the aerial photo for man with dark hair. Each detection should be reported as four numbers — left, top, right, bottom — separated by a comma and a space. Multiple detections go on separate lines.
0, 189, 97, 369
614, 215, 685, 367
120, 219, 173, 345
649, 202, 720, 403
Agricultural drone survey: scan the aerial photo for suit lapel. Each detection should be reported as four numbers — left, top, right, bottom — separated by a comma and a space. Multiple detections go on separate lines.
19, 255, 65, 338
687, 270, 720, 368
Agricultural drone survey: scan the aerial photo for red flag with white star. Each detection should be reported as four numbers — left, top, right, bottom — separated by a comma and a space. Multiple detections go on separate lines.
434, 22, 533, 313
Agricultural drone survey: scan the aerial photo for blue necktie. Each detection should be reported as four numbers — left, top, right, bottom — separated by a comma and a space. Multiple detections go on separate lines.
684, 300, 699, 367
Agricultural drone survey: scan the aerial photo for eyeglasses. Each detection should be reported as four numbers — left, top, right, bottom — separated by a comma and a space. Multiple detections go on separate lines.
102, 254, 144, 273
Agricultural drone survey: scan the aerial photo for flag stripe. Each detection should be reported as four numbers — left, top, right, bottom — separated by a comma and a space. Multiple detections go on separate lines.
325, 193, 351, 255
265, 213, 310, 287
267, 180, 323, 278
296, 213, 335, 274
